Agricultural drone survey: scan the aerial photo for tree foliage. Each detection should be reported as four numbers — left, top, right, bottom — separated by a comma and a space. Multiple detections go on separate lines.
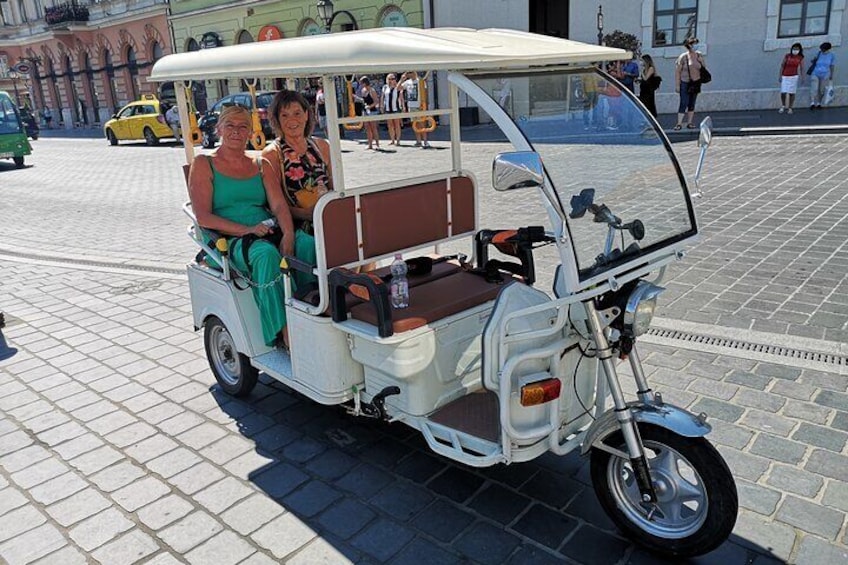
603, 30, 640, 56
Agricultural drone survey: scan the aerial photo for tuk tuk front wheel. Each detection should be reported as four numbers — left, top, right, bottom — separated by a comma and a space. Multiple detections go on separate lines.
203, 316, 258, 397
590, 424, 737, 558
13, 156, 24, 168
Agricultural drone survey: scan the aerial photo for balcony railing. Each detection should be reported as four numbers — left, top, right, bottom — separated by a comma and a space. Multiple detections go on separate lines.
45, 2, 90, 26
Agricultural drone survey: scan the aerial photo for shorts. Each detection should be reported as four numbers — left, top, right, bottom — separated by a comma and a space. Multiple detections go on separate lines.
780, 75, 799, 95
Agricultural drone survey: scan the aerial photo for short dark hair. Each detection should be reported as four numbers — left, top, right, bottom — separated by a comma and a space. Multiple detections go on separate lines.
268, 90, 315, 139
820, 41, 832, 51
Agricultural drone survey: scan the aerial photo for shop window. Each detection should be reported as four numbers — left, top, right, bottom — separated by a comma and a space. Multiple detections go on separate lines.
653, 0, 698, 47
779, 0, 830, 37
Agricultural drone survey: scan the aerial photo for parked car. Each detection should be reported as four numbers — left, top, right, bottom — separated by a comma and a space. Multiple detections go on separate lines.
0, 90, 32, 168
18, 107, 39, 140
103, 94, 174, 146
198, 91, 276, 148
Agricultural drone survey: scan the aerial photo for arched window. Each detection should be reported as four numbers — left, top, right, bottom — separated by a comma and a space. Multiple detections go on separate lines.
126, 46, 139, 101
237, 30, 254, 44
152, 41, 164, 61
186, 38, 199, 52
103, 49, 118, 112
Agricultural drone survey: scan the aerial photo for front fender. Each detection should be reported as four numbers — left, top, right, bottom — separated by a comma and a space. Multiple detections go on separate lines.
580, 401, 711, 456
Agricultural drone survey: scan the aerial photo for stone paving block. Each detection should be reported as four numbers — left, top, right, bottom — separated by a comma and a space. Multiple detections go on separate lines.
147, 447, 202, 479
750, 433, 807, 464
823, 481, 848, 513
740, 410, 797, 437
137, 401, 183, 425
833, 411, 848, 433
177, 422, 228, 450
0, 522, 67, 565
143, 552, 185, 565
560, 525, 630, 564
519, 470, 582, 510
689, 378, 739, 400
157, 411, 205, 436
251, 423, 301, 454
793, 422, 848, 452
0, 430, 33, 458
283, 480, 342, 518
716, 446, 770, 482
158, 511, 224, 553
252, 512, 317, 560
391, 536, 463, 565
468, 483, 532, 525
453, 521, 521, 565
393, 450, 446, 484
7, 399, 52, 422
725, 370, 772, 391
0, 444, 51, 473
84, 406, 134, 432
769, 380, 816, 401
514, 503, 578, 550
91, 529, 160, 565
166, 382, 208, 403
37, 420, 88, 446
252, 462, 309, 500
0, 391, 39, 413
22, 410, 69, 434
0, 487, 28, 516
223, 448, 276, 481
691, 397, 745, 423
41, 381, 86, 402
113, 475, 171, 512
736, 511, 798, 562
428, 466, 486, 503
814, 390, 848, 412
220, 493, 285, 536
29, 471, 88, 505
783, 400, 832, 425
280, 435, 327, 464
736, 479, 782, 515
88, 460, 145, 492
169, 461, 226, 496
137, 494, 195, 530
506, 544, 564, 565
125, 434, 180, 464
804, 449, 848, 482
46, 487, 112, 527
31, 545, 88, 565
185, 530, 256, 565
68, 507, 135, 551
302, 449, 358, 482
704, 420, 755, 450
766, 464, 824, 499
103, 382, 149, 403
52, 432, 104, 460
194, 476, 255, 514
69, 445, 124, 475
776, 495, 844, 540
105, 421, 158, 448
793, 535, 848, 565
88, 374, 132, 393
562, 488, 616, 531
734, 389, 787, 413
286, 536, 359, 565
754, 362, 801, 381
10, 457, 69, 489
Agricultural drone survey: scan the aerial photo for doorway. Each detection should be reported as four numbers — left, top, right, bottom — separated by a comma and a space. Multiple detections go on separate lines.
529, 0, 569, 38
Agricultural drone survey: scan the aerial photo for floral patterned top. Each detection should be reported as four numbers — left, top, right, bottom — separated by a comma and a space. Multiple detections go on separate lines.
277, 138, 330, 208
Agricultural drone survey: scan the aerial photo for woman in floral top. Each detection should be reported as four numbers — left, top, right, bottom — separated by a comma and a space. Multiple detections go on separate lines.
263, 90, 332, 287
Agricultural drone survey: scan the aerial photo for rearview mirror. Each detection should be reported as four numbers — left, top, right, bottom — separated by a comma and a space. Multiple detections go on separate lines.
492, 152, 544, 192
698, 116, 713, 148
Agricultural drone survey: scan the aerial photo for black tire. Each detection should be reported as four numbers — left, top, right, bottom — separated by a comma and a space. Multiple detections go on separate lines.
202, 131, 215, 149
13, 156, 24, 168
31, 134, 38, 140
590, 424, 738, 558
143, 127, 159, 146
203, 316, 258, 397
106, 129, 118, 146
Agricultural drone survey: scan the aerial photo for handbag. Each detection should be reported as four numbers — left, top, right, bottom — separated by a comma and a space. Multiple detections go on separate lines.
807, 54, 819, 76
699, 66, 712, 84
646, 74, 662, 90
687, 81, 702, 94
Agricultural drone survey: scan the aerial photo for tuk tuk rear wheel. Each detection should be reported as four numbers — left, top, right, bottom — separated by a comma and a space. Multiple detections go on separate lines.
590, 424, 737, 558
13, 156, 24, 168
203, 316, 258, 397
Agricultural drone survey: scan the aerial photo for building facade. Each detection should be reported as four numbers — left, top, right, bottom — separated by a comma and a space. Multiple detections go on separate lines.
169, 0, 424, 111
569, 0, 845, 112
0, 0, 173, 127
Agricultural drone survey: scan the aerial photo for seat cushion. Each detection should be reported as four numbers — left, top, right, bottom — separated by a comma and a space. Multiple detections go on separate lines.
349, 270, 507, 334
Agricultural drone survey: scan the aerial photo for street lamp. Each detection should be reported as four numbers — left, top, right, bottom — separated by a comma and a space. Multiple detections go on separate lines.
597, 5, 604, 46
316, 0, 358, 32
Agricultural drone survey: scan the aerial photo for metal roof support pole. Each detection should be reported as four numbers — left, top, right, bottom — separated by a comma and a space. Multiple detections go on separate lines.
449, 79, 461, 173
322, 74, 345, 192
175, 82, 195, 166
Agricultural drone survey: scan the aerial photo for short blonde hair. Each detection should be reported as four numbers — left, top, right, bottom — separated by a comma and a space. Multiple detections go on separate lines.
217, 105, 251, 132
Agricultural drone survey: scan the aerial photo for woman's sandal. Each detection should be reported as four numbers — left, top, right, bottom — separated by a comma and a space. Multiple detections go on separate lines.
673, 124, 682, 131
686, 123, 696, 129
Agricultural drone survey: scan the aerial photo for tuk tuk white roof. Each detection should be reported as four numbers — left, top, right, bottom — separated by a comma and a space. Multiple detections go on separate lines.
149, 27, 628, 82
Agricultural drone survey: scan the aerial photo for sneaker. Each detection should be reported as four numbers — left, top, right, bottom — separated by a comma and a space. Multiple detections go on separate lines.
414, 140, 421, 147
778, 107, 785, 113
816, 104, 822, 109
787, 108, 793, 114
810, 103, 816, 110
423, 141, 431, 148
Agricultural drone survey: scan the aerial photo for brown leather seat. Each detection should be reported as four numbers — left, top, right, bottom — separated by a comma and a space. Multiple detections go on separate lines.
349, 270, 506, 334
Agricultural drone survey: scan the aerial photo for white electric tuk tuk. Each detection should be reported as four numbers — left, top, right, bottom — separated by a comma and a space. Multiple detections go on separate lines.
150, 27, 735, 558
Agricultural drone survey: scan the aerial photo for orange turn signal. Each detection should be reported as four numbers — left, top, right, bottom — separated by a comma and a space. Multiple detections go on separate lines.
520, 378, 561, 407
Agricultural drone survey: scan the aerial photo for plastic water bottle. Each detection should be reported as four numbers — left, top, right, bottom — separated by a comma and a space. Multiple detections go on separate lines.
390, 254, 409, 309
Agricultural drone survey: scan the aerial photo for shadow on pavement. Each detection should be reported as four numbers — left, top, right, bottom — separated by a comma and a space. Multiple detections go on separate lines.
210, 376, 781, 564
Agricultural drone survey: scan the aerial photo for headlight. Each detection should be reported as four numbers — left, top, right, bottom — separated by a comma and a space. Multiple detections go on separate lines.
623, 281, 664, 336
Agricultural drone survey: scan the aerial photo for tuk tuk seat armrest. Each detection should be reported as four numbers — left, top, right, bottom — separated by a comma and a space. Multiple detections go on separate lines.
329, 268, 393, 338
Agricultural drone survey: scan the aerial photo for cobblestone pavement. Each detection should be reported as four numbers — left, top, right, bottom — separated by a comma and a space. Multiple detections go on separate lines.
1, 133, 847, 564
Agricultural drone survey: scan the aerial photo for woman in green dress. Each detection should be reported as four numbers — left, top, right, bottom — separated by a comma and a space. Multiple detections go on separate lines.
189, 106, 295, 347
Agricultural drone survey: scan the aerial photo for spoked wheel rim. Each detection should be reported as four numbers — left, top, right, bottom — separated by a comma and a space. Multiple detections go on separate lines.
606, 440, 709, 539
208, 324, 242, 387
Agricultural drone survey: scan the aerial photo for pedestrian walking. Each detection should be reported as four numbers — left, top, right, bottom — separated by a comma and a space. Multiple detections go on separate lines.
638, 54, 661, 118
778, 43, 804, 114
808, 42, 835, 110
673, 37, 705, 130
620, 54, 640, 93
382, 74, 403, 146
359, 76, 381, 150
165, 104, 182, 143
401, 71, 430, 148
41, 107, 53, 129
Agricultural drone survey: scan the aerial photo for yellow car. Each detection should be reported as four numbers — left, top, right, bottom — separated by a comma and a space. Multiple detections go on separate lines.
104, 94, 174, 146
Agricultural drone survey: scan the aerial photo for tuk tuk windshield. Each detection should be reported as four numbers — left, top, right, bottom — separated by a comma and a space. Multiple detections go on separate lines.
470, 69, 697, 281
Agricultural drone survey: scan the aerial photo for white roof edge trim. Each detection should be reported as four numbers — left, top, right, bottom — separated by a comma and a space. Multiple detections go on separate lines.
149, 27, 629, 83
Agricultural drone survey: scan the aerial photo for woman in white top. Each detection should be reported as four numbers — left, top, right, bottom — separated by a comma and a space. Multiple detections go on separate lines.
673, 37, 705, 130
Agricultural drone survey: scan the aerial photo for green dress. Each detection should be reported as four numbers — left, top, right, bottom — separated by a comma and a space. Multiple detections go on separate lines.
209, 159, 287, 346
